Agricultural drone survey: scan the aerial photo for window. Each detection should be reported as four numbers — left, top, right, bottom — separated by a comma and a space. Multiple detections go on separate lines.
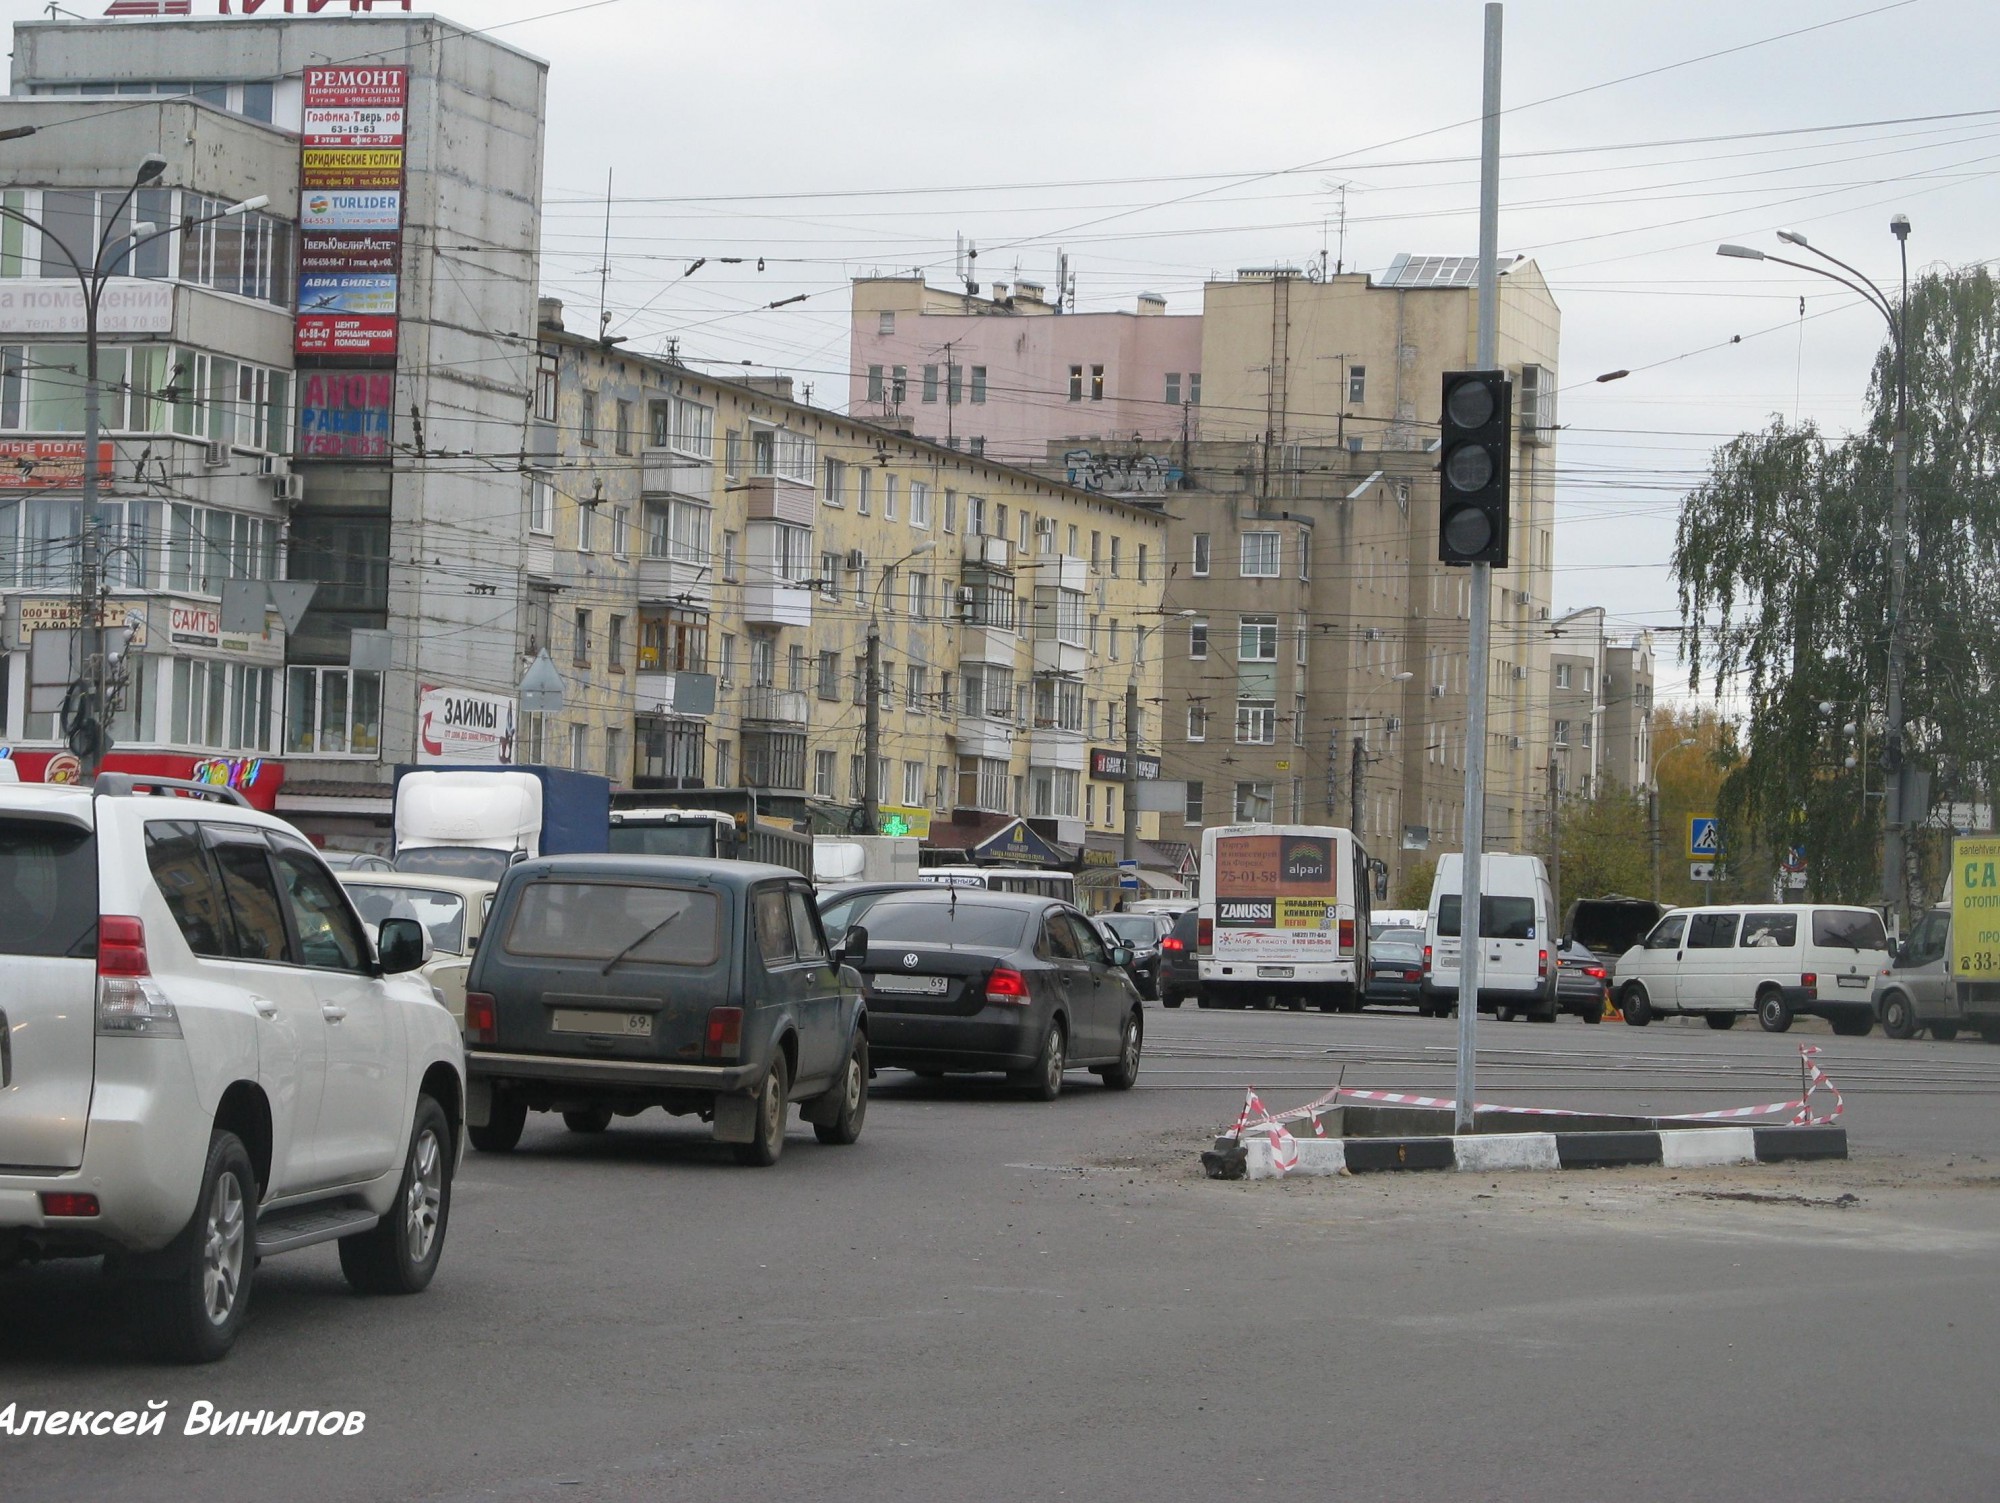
935, 765, 951, 810
605, 726, 626, 783
1741, 913, 1799, 948
580, 389, 598, 446
1645, 915, 1688, 950
857, 468, 872, 514
1192, 532, 1211, 576
725, 429, 742, 476
1554, 719, 1571, 747
1687, 913, 1740, 949
906, 664, 928, 710
883, 474, 899, 522
815, 650, 840, 700
922, 364, 939, 403
1109, 619, 1120, 661
1188, 372, 1201, 405
615, 400, 633, 455
576, 501, 595, 554
891, 366, 907, 404
814, 748, 836, 798
1293, 694, 1306, 745
568, 723, 588, 771
1138, 544, 1148, 583
608, 615, 626, 672
970, 366, 987, 404
749, 635, 776, 688
722, 530, 739, 581
271, 838, 368, 973
1556, 663, 1573, 690
1295, 611, 1309, 665
910, 482, 931, 529
284, 667, 382, 757
1185, 781, 1205, 825
1189, 618, 1208, 659
1348, 365, 1366, 405
1028, 766, 1079, 818
852, 656, 867, 705
529, 473, 553, 534
1235, 701, 1275, 744
1091, 530, 1102, 569
573, 609, 592, 667
143, 823, 230, 960
1165, 373, 1181, 406
1241, 531, 1280, 577
1813, 909, 1888, 951
903, 761, 924, 806
1068, 365, 1083, 402
943, 489, 958, 533
1234, 781, 1274, 822
878, 310, 895, 336
946, 364, 962, 406
909, 572, 931, 618
1110, 536, 1122, 576
867, 365, 884, 403
823, 458, 847, 507
1187, 705, 1207, 742
613, 505, 630, 559
1297, 534, 1310, 581
1090, 365, 1105, 401
1238, 616, 1278, 661
715, 739, 734, 786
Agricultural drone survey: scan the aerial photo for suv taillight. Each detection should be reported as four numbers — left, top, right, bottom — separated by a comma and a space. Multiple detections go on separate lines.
95, 916, 182, 1038
464, 992, 497, 1046
705, 1006, 743, 1059
97, 916, 148, 977
1161, 936, 1184, 953
985, 966, 1031, 1006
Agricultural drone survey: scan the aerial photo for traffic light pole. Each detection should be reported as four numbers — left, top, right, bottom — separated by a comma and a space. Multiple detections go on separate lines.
1454, 1, 1503, 1136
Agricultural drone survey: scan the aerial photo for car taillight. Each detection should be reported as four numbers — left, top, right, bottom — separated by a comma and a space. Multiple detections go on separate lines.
1800, 972, 1817, 998
1338, 919, 1355, 955
705, 1006, 743, 1059
94, 916, 183, 1039
1161, 936, 1184, 953
39, 1193, 99, 1218
1586, 966, 1607, 980
1197, 917, 1212, 951
97, 916, 148, 977
1423, 945, 1433, 974
464, 992, 497, 1046
1538, 949, 1549, 980
985, 966, 1031, 1006
1404, 969, 1423, 981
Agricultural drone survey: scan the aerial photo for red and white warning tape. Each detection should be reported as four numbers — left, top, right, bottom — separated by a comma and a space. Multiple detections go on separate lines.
1224, 1042, 1843, 1154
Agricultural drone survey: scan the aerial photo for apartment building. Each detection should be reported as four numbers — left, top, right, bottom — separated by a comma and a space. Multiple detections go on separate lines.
1549, 606, 1657, 800
540, 306, 1173, 882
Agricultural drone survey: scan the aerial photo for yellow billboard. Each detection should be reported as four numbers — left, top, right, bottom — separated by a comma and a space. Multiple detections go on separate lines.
1953, 837, 2000, 979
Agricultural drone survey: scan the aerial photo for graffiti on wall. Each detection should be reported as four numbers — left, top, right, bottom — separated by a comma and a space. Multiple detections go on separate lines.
1062, 449, 1182, 495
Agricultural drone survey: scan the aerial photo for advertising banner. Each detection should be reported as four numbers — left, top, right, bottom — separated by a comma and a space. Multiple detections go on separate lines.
1213, 832, 1342, 947
1953, 837, 2000, 981
298, 369, 394, 460
0, 439, 114, 489
301, 189, 403, 231
300, 148, 405, 190
417, 683, 518, 766
297, 314, 399, 358
298, 232, 402, 275
1088, 747, 1162, 782
300, 273, 399, 317
302, 65, 409, 148
0, 279, 173, 336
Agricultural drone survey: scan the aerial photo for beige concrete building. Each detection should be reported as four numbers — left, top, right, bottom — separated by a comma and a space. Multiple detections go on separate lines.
538, 303, 1170, 876
1548, 606, 1656, 801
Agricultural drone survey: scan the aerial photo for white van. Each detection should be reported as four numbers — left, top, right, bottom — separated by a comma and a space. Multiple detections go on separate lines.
1422, 853, 1558, 1021
1611, 903, 1888, 1034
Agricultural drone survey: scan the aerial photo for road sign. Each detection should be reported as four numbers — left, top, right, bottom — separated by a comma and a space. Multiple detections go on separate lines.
1689, 815, 1720, 861
1118, 857, 1140, 892
1689, 862, 1716, 883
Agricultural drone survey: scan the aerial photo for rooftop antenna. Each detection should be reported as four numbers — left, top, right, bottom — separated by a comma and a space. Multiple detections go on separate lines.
1056, 249, 1070, 314
964, 240, 979, 297
1335, 183, 1349, 275
596, 167, 613, 343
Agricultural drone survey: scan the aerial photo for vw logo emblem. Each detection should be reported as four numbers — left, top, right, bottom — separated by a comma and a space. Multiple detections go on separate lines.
903, 953, 919, 968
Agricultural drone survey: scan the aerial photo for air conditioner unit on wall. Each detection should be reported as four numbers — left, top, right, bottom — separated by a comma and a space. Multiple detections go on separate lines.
272, 473, 304, 504
1430, 685, 1446, 699
845, 549, 865, 571
259, 454, 290, 479
203, 442, 228, 467
1512, 665, 1528, 681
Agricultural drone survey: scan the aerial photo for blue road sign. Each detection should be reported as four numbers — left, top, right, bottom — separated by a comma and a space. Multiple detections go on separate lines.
1689, 816, 1720, 861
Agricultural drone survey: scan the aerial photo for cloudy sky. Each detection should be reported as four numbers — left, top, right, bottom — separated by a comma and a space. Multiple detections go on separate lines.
9, 0, 1995, 705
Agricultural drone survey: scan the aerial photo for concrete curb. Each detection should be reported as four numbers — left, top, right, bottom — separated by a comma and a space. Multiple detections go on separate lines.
1204, 1125, 1846, 1180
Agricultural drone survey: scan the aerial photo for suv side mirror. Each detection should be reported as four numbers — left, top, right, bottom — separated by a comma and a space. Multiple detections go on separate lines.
838, 924, 869, 969
379, 917, 431, 975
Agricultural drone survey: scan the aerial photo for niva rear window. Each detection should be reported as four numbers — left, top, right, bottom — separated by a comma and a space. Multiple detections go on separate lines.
0, 817, 97, 958
504, 881, 721, 967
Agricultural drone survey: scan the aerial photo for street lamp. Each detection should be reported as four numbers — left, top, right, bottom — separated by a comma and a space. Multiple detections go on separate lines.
1349, 670, 1414, 836
861, 540, 936, 834
0, 160, 268, 775
1648, 736, 1698, 904
1123, 610, 1198, 865
1716, 217, 1912, 918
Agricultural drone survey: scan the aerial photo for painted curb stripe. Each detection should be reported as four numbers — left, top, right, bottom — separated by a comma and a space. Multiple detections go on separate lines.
1231, 1127, 1845, 1180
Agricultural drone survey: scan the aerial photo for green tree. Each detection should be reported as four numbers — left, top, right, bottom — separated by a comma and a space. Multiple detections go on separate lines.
1673, 265, 2000, 905
1394, 856, 1437, 911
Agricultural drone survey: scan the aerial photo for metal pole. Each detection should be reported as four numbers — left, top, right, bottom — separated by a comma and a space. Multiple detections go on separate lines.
1649, 785, 1661, 904
80, 285, 105, 776
1547, 756, 1560, 916
1351, 732, 1364, 835
863, 616, 882, 834
1122, 674, 1141, 863
1881, 218, 1911, 924
1455, 1, 1502, 1135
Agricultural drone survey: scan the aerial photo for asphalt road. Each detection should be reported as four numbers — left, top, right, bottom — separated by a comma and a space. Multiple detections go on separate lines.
6, 1006, 2000, 1502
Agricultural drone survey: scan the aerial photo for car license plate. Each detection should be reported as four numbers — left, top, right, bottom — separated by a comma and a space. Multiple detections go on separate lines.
550, 1009, 653, 1037
1836, 974, 1868, 988
1257, 965, 1295, 979
872, 974, 949, 995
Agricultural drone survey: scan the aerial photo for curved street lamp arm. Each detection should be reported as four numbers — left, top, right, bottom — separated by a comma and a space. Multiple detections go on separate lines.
1790, 239, 1896, 328
1762, 250, 1896, 331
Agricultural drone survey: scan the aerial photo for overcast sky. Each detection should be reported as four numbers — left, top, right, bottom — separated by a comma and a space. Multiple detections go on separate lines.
8, 0, 1995, 708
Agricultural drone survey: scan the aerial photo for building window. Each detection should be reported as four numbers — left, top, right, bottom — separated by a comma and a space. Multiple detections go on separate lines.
719, 633, 737, 683
1137, 544, 1148, 583
814, 748, 836, 798
946, 364, 962, 406
1067, 365, 1083, 402
970, 366, 987, 404
1293, 693, 1306, 745
909, 572, 931, 618
1554, 719, 1571, 747
576, 501, 595, 554
1241, 531, 1280, 577
615, 399, 633, 455
1556, 663, 1572, 689
1028, 766, 1080, 819
715, 739, 733, 787
816, 650, 840, 700
608, 615, 626, 672
1348, 365, 1366, 405
613, 505, 630, 560
878, 310, 895, 336
605, 726, 626, 783
823, 458, 846, 507
943, 489, 958, 533
1297, 534, 1310, 581
1235, 701, 1275, 745
1187, 705, 1207, 742
580, 389, 598, 447
883, 474, 899, 521
1189, 372, 1202, 405
922, 364, 939, 403
1192, 532, 1211, 576
867, 365, 884, 403
1190, 617, 1208, 659
284, 667, 381, 757
852, 656, 868, 706
910, 482, 931, 529
1109, 536, 1122, 577
1089, 365, 1105, 401
902, 760, 924, 807
1090, 531, 1102, 569
568, 723, 588, 771
891, 366, 907, 404
1238, 616, 1278, 661
528, 473, 553, 534
1165, 372, 1181, 406
1185, 780, 1205, 825
857, 468, 872, 515
573, 609, 592, 667
906, 663, 928, 710
1235, 781, 1274, 822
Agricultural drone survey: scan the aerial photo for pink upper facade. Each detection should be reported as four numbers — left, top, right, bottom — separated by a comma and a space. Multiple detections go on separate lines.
848, 277, 1204, 469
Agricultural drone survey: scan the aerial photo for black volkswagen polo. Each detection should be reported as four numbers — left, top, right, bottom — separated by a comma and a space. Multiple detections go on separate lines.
849, 891, 1143, 1100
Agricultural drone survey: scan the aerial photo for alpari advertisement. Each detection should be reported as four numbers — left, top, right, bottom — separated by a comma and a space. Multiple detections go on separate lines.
1212, 833, 1343, 955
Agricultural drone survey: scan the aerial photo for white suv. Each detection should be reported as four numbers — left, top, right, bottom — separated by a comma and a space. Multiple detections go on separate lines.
0, 775, 466, 1362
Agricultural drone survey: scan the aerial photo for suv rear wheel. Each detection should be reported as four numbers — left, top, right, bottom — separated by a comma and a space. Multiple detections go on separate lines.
733, 1054, 790, 1167
142, 1130, 255, 1364
469, 1094, 527, 1154
339, 1095, 452, 1295
812, 1036, 869, 1146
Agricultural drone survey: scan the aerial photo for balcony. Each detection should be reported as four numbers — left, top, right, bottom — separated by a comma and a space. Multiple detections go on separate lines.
634, 670, 717, 718
641, 449, 713, 501
1032, 637, 1086, 675
743, 685, 810, 727
953, 709, 1017, 760
741, 473, 815, 525
964, 534, 1012, 570
1028, 723, 1087, 771
639, 550, 712, 609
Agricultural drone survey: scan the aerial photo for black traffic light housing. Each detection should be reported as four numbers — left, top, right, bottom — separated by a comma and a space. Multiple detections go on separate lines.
1437, 369, 1511, 566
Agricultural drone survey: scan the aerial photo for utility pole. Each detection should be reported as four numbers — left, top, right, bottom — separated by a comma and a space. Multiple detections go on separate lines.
1350, 733, 1365, 835
1547, 757, 1561, 916
862, 619, 882, 834
1882, 215, 1912, 926
1649, 787, 1661, 904
1122, 676, 1141, 864
1455, 2, 1503, 1136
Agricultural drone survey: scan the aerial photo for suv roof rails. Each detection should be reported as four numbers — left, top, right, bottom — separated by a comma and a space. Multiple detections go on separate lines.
92, 773, 252, 809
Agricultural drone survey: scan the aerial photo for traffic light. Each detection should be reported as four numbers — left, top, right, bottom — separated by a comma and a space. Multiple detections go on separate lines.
1437, 369, 1511, 566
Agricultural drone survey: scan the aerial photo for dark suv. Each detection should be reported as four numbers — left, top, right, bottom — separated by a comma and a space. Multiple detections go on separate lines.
463, 856, 868, 1166
1158, 907, 1200, 1007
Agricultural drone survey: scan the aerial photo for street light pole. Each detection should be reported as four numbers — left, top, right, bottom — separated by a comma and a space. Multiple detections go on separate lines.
1648, 735, 1697, 904
1717, 218, 1912, 919
862, 540, 936, 834
1124, 611, 1197, 865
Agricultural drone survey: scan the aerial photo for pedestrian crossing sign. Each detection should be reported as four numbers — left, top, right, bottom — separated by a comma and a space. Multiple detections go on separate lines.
1689, 816, 1720, 861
